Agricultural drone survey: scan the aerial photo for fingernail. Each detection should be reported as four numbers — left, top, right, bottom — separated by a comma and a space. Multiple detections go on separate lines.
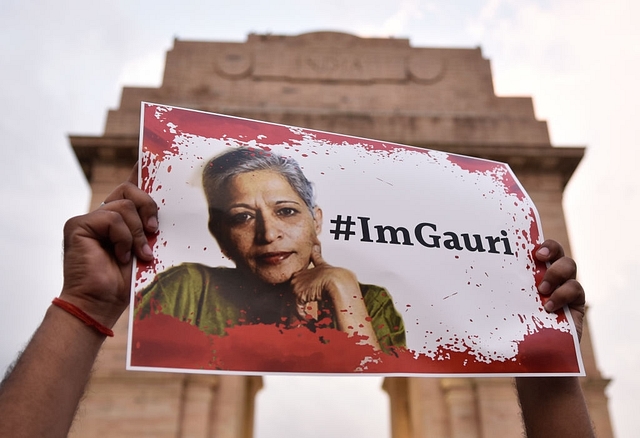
544, 300, 555, 312
122, 251, 131, 264
147, 216, 158, 231
536, 246, 550, 258
142, 243, 153, 258
538, 281, 551, 294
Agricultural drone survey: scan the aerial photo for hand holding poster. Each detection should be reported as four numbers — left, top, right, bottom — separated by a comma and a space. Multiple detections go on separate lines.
127, 103, 584, 376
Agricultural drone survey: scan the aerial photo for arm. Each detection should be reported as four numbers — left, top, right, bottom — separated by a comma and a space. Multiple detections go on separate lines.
0, 170, 158, 438
516, 240, 595, 438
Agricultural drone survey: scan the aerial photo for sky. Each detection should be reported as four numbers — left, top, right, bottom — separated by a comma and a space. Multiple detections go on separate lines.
0, 0, 638, 436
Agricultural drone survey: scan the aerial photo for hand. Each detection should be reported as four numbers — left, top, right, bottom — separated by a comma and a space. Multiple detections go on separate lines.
290, 243, 380, 349
290, 242, 360, 306
535, 239, 585, 341
59, 165, 158, 328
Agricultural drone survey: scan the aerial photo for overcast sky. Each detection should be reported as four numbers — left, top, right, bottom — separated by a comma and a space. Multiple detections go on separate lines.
1, 1, 638, 437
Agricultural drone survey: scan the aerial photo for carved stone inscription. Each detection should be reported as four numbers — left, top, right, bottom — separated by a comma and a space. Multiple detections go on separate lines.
254, 49, 406, 81
216, 49, 253, 78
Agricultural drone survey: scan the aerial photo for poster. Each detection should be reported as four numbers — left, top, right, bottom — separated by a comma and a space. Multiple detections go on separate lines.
127, 102, 584, 376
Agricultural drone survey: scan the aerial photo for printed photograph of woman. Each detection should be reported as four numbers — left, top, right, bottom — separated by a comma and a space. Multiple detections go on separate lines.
133, 147, 406, 370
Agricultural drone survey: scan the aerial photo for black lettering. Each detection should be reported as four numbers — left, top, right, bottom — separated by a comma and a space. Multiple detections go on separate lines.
414, 223, 441, 248
462, 234, 486, 252
500, 230, 514, 255
442, 232, 463, 250
485, 235, 501, 254
375, 225, 414, 245
358, 216, 373, 242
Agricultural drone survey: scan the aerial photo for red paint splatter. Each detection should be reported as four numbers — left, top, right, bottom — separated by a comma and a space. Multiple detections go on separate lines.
144, 104, 306, 148
527, 207, 541, 247
142, 105, 180, 160
528, 205, 547, 308
131, 314, 579, 374
131, 314, 215, 369
445, 155, 526, 200
135, 232, 159, 284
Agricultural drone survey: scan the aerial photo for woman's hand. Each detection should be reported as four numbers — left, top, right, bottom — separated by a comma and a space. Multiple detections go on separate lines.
290, 242, 380, 350
290, 244, 358, 303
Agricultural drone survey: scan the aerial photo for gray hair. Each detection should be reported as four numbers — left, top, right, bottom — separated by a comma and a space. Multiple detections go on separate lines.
203, 147, 316, 216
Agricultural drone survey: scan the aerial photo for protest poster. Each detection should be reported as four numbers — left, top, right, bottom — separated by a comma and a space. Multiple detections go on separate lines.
127, 102, 584, 376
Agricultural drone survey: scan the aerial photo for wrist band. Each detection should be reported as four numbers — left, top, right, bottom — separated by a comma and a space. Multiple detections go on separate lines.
51, 297, 115, 337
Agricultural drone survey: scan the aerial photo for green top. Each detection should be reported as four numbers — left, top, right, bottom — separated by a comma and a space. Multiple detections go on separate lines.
135, 263, 406, 353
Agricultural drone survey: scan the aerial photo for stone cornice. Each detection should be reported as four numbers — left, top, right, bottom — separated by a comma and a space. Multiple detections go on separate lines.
70, 134, 584, 188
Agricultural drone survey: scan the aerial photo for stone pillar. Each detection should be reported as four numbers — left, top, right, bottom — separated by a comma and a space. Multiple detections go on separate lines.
474, 379, 521, 437
408, 378, 450, 438
209, 376, 261, 438
178, 375, 219, 438
441, 379, 480, 438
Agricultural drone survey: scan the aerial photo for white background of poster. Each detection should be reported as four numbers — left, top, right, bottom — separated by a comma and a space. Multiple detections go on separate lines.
132, 107, 579, 371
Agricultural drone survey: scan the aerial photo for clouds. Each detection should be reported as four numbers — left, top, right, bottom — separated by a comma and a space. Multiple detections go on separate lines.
355, 0, 426, 37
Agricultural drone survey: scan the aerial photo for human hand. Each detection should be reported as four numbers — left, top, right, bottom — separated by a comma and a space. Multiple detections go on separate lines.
290, 242, 360, 308
59, 165, 158, 328
290, 242, 379, 349
535, 239, 585, 341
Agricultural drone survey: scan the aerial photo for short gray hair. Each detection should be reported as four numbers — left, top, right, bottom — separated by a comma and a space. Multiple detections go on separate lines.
203, 147, 316, 215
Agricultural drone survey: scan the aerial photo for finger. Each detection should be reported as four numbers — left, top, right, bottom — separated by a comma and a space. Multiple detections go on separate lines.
290, 272, 323, 303
102, 180, 158, 234
534, 239, 565, 264
543, 279, 585, 313
537, 256, 577, 296
310, 244, 325, 267
103, 213, 134, 264
292, 279, 314, 303
69, 210, 134, 265
100, 200, 154, 261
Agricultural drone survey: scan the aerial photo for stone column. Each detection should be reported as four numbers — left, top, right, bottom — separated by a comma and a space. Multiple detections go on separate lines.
441, 378, 480, 438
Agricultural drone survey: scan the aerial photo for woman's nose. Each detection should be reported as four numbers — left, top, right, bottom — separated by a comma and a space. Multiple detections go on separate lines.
256, 213, 283, 243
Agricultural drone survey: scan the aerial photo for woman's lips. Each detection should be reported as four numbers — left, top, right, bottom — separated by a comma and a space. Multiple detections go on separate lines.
256, 252, 293, 265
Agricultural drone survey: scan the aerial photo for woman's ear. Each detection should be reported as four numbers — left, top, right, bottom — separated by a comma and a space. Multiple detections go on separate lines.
313, 207, 323, 235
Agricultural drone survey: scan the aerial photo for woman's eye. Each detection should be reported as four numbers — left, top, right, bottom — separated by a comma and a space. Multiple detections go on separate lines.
277, 207, 298, 217
229, 212, 253, 224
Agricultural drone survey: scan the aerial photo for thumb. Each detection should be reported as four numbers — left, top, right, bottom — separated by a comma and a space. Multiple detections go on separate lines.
310, 244, 325, 267
128, 162, 139, 186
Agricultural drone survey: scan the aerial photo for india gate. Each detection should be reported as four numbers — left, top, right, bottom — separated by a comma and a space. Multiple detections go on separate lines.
69, 32, 613, 437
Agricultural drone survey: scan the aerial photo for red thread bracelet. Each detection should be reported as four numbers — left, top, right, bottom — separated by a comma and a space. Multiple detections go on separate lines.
52, 297, 114, 337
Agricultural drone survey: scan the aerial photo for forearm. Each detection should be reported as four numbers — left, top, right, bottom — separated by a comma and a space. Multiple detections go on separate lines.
331, 293, 380, 350
516, 377, 594, 438
0, 305, 107, 438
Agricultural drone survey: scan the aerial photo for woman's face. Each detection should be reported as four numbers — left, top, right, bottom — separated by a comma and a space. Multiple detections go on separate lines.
212, 170, 322, 284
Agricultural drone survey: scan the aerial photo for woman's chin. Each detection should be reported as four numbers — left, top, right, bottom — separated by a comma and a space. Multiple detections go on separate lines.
253, 264, 309, 285
248, 260, 307, 285
255, 271, 294, 285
